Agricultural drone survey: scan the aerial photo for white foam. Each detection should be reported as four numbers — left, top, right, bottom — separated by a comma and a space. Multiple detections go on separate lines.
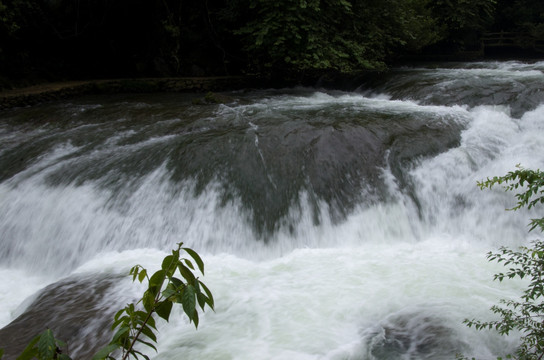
0, 268, 51, 328
150, 243, 523, 359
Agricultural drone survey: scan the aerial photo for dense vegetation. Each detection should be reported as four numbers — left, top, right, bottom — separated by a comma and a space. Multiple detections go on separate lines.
0, 0, 542, 87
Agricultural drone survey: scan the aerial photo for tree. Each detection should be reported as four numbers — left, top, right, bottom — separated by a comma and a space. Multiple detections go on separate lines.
0, 0, 45, 84
234, 0, 442, 77
493, 0, 544, 32
428, 0, 497, 50
234, 0, 361, 74
2, 243, 214, 360
492, 0, 544, 50
462, 166, 544, 359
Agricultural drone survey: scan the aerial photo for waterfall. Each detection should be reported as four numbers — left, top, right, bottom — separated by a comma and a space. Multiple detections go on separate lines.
0, 61, 543, 359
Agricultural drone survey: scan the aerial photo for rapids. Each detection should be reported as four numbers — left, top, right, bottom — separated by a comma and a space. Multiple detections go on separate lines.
0, 61, 543, 359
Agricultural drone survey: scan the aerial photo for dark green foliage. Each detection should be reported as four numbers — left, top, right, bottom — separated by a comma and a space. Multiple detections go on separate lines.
0, 0, 43, 82
0, 0, 232, 84
0, 0, 34, 37
235, 0, 363, 73
462, 166, 544, 360
0, 0, 515, 84
425, 0, 496, 51
493, 0, 544, 32
430, 0, 496, 34
234, 0, 443, 75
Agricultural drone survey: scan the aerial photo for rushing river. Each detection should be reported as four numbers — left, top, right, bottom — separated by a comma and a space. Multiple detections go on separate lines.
0, 61, 543, 359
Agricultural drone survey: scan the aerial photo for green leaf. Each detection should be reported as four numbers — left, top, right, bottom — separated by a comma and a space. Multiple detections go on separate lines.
111, 326, 130, 344
199, 280, 215, 310
37, 329, 57, 359
130, 266, 139, 282
113, 308, 127, 322
132, 349, 151, 360
134, 311, 150, 328
134, 338, 157, 352
162, 285, 177, 300
149, 270, 166, 290
142, 291, 156, 313
161, 255, 177, 276
156, 300, 173, 321
197, 292, 206, 309
16, 334, 39, 360
177, 263, 196, 283
170, 277, 184, 288
192, 309, 200, 328
183, 247, 205, 274
138, 269, 147, 283
146, 314, 157, 330
182, 284, 197, 322
112, 313, 129, 330
91, 344, 120, 360
183, 259, 195, 270
139, 324, 158, 343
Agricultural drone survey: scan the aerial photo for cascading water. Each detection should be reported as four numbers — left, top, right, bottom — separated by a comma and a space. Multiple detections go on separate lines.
0, 61, 543, 359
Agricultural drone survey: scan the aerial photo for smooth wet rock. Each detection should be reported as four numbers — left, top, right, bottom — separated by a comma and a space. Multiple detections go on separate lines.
0, 274, 133, 360
361, 310, 465, 360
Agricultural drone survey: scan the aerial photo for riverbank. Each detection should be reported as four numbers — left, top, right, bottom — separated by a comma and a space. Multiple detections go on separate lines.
0, 76, 259, 111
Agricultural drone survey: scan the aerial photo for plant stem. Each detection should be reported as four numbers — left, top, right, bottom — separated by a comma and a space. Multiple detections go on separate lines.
121, 308, 156, 360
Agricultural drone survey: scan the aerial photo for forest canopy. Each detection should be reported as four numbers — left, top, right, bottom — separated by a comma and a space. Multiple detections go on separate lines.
0, 0, 541, 86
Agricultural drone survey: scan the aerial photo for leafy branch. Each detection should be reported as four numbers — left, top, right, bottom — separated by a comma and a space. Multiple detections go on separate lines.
478, 165, 544, 231
462, 165, 544, 360
93, 242, 214, 360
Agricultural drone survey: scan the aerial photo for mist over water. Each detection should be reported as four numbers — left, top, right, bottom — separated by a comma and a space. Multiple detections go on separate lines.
1, 61, 543, 359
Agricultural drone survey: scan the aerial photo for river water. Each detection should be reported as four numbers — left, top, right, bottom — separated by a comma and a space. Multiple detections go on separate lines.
0, 61, 543, 359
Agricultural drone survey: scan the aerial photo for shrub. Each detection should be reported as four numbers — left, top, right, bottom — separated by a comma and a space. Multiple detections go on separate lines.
462, 166, 544, 360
